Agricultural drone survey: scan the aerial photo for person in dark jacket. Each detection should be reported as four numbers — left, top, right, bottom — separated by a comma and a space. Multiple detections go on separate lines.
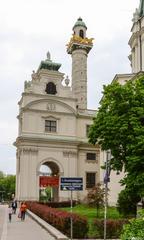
12, 199, 17, 214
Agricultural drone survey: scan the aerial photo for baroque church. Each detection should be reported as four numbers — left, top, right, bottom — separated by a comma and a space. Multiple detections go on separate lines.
15, 0, 144, 204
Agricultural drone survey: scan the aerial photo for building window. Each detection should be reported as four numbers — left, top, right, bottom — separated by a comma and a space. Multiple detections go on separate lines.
45, 82, 57, 95
86, 153, 96, 161
86, 172, 96, 189
45, 120, 56, 132
79, 29, 84, 38
86, 124, 91, 137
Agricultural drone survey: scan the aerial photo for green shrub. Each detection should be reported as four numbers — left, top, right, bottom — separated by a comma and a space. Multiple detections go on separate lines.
121, 210, 144, 240
117, 189, 140, 217
94, 219, 128, 238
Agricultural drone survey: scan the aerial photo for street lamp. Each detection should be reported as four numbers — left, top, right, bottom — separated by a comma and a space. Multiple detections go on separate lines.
104, 150, 111, 240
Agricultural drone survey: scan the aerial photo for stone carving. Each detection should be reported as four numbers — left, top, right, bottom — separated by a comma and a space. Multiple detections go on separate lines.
65, 75, 70, 86
46, 51, 51, 61
22, 147, 38, 154
133, 8, 140, 23
63, 151, 77, 157
67, 34, 94, 49
24, 80, 32, 89
47, 103, 56, 111
31, 70, 37, 81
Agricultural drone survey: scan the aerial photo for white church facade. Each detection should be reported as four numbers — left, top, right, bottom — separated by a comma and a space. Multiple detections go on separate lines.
15, 0, 144, 204
15, 18, 102, 202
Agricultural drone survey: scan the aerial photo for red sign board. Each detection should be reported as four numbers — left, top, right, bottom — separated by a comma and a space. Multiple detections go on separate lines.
39, 176, 59, 187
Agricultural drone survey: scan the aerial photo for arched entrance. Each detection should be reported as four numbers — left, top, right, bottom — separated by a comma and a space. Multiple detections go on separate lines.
39, 161, 60, 202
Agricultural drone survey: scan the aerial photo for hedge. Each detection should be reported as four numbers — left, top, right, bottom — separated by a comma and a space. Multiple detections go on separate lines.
26, 201, 88, 238
39, 200, 77, 208
94, 219, 128, 238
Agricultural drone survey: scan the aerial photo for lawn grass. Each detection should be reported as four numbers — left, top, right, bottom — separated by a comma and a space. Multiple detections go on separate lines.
60, 204, 122, 238
60, 204, 121, 219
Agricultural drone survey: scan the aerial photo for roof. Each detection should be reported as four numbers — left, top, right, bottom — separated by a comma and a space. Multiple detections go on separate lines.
37, 52, 61, 72
73, 17, 87, 30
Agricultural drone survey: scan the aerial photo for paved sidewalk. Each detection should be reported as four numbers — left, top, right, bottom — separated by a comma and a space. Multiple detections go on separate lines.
0, 205, 6, 239
0, 205, 55, 240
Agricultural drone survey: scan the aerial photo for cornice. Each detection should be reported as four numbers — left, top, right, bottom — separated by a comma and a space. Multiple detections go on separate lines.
22, 92, 77, 102
112, 73, 135, 83
20, 108, 76, 117
78, 143, 100, 150
37, 69, 64, 78
15, 135, 81, 146
77, 113, 95, 119
15, 134, 97, 148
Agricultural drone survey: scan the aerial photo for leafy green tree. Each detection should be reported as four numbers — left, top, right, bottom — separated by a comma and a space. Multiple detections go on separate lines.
0, 171, 4, 178
86, 183, 105, 217
45, 187, 51, 201
117, 188, 140, 217
89, 75, 144, 199
0, 173, 15, 201
121, 209, 144, 239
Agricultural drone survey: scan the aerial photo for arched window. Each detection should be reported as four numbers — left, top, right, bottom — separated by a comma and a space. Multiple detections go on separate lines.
45, 82, 57, 95
79, 29, 84, 38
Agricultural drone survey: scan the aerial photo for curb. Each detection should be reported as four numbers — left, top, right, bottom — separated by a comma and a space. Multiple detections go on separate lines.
27, 209, 68, 240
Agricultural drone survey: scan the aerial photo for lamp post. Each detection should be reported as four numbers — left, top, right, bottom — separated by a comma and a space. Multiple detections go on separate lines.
104, 150, 111, 240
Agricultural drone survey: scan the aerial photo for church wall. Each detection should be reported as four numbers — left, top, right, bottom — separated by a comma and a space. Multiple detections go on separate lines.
108, 170, 125, 206
18, 148, 38, 201
77, 148, 100, 200
76, 118, 93, 138
22, 111, 77, 136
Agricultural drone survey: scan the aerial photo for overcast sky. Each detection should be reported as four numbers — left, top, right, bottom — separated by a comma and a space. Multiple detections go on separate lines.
0, 0, 139, 174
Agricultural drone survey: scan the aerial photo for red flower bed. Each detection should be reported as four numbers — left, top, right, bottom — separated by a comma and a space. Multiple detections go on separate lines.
26, 201, 88, 238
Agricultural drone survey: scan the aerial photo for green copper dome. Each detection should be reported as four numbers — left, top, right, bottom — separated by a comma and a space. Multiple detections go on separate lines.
73, 17, 87, 30
37, 52, 61, 72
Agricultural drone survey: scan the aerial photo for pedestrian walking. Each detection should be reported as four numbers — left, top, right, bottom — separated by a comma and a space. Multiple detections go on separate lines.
8, 205, 13, 222
20, 202, 27, 221
12, 199, 17, 214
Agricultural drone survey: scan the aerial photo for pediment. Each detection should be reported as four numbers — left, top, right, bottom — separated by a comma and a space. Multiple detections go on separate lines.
24, 99, 76, 115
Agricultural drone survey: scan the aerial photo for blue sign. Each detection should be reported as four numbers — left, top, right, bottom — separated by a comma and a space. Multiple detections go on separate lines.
60, 177, 83, 191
